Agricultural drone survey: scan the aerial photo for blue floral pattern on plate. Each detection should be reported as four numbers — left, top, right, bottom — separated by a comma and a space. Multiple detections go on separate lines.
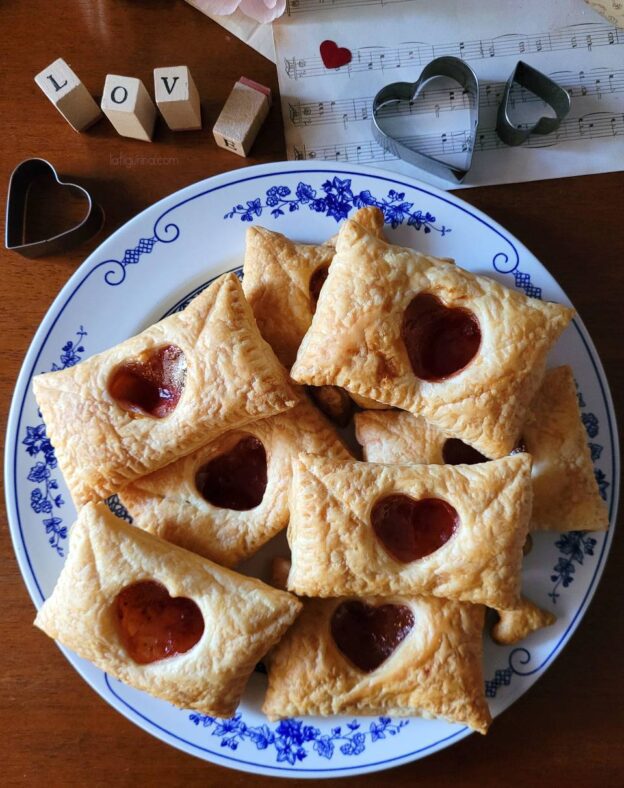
189, 713, 408, 764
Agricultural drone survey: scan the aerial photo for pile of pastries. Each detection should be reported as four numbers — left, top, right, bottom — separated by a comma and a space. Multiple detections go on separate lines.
34, 207, 608, 734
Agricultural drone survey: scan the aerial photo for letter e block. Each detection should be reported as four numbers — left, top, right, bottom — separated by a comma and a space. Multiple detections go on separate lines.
101, 75, 157, 142
34, 58, 102, 132
212, 78, 271, 157
154, 66, 201, 131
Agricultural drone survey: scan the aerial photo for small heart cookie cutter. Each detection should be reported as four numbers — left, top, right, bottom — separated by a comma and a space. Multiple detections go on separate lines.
372, 56, 480, 183
5, 158, 104, 258
496, 61, 571, 146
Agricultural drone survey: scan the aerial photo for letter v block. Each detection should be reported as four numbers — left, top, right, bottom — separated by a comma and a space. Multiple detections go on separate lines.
34, 58, 102, 132
101, 75, 157, 142
154, 66, 202, 131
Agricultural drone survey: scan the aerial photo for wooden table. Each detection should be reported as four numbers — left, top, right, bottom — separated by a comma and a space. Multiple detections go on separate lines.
1, 1, 622, 785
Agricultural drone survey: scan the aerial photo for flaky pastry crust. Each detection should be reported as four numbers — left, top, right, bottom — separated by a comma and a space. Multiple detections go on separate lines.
291, 220, 574, 458
242, 207, 385, 370
33, 273, 297, 506
287, 454, 532, 609
120, 399, 350, 567
491, 596, 556, 645
355, 365, 608, 532
263, 596, 491, 734
34, 503, 301, 717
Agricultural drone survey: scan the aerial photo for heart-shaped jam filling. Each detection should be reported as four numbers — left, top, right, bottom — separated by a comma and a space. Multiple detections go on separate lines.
371, 494, 458, 562
442, 438, 489, 465
402, 293, 481, 381
115, 580, 204, 665
331, 600, 414, 672
309, 265, 329, 307
108, 344, 186, 418
196, 435, 268, 510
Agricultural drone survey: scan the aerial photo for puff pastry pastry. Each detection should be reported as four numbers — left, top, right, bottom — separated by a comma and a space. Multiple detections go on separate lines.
33, 273, 297, 506
491, 596, 556, 645
242, 207, 385, 369
287, 453, 532, 609
120, 398, 351, 567
355, 365, 608, 532
34, 503, 301, 717
291, 220, 574, 458
263, 596, 491, 734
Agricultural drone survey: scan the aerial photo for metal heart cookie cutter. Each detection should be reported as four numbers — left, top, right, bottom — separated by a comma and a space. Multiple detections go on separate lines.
496, 61, 571, 146
372, 56, 480, 183
5, 158, 104, 258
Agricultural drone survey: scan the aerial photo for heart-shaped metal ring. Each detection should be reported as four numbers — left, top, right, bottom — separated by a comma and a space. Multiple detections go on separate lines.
5, 158, 104, 258
496, 61, 571, 146
372, 56, 479, 183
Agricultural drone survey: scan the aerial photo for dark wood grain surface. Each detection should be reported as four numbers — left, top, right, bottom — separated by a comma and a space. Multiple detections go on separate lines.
1, 1, 622, 785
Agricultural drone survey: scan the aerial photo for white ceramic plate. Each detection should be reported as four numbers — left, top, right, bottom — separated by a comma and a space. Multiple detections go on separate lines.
5, 162, 619, 778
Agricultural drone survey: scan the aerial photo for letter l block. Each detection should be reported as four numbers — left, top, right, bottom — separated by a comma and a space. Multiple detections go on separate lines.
34, 58, 102, 132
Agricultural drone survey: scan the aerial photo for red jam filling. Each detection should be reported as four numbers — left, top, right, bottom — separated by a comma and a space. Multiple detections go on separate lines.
309, 265, 329, 307
330, 600, 414, 672
195, 435, 267, 510
510, 436, 528, 455
442, 438, 489, 465
371, 494, 458, 562
401, 293, 481, 381
108, 344, 186, 418
115, 580, 204, 665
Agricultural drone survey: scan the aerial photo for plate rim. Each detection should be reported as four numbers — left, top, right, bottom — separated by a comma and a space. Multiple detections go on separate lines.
4, 160, 620, 778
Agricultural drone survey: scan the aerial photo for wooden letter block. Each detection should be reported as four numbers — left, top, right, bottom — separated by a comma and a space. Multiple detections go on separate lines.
212, 78, 271, 157
101, 75, 157, 142
154, 65, 201, 131
34, 58, 102, 132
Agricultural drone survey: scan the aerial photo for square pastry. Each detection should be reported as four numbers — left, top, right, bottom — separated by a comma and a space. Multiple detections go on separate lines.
287, 453, 532, 609
355, 365, 608, 532
120, 398, 351, 567
34, 503, 301, 717
291, 219, 574, 458
263, 596, 491, 734
33, 273, 297, 506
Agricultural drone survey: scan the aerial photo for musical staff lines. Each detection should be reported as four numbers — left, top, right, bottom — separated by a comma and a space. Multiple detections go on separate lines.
287, 0, 412, 15
291, 112, 624, 165
284, 23, 622, 80
287, 68, 624, 129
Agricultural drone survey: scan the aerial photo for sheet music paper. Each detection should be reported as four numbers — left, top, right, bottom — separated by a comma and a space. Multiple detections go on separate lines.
273, 0, 624, 188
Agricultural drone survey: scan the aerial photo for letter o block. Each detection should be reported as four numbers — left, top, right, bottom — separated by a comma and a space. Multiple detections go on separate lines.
101, 75, 157, 142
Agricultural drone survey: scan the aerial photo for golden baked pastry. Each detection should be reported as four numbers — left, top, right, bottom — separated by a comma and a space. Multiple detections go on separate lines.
287, 453, 532, 609
263, 596, 491, 734
242, 206, 385, 370
120, 399, 350, 567
355, 365, 608, 532
33, 273, 297, 506
291, 219, 574, 458
491, 596, 556, 645
34, 503, 301, 717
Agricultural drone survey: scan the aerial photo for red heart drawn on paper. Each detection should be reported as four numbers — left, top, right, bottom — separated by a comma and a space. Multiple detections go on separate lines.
320, 40, 352, 70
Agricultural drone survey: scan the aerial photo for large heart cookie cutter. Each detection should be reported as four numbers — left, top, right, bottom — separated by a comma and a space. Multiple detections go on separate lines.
372, 56, 479, 183
5, 158, 104, 258
496, 61, 571, 146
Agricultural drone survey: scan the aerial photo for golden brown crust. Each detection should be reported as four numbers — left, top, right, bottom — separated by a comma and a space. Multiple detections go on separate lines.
120, 399, 351, 567
491, 596, 556, 645
242, 207, 385, 369
291, 220, 574, 458
263, 596, 491, 734
34, 503, 302, 717
287, 454, 532, 609
33, 273, 298, 506
355, 366, 609, 533
524, 366, 609, 532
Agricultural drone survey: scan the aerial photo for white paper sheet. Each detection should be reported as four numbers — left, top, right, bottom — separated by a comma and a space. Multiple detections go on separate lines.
273, 0, 624, 188
185, 1, 276, 61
